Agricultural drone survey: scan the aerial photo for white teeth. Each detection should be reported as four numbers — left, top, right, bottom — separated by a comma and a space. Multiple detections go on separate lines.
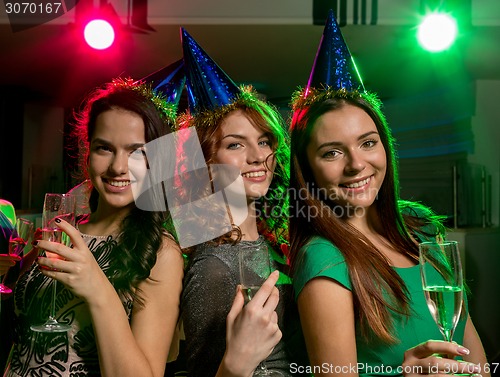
344, 177, 370, 188
242, 171, 265, 178
108, 180, 130, 187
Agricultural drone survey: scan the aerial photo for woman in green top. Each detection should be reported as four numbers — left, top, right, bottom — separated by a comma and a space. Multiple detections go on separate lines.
288, 10, 489, 377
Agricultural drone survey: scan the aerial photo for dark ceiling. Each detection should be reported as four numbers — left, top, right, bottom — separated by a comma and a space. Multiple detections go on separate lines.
1, 13, 500, 111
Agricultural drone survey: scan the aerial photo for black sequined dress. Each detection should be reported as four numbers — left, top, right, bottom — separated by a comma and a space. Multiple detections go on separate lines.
181, 236, 309, 377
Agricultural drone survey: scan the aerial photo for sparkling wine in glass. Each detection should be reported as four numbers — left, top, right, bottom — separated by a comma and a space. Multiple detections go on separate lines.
9, 217, 34, 256
0, 218, 33, 294
419, 240, 463, 342
239, 242, 283, 377
31, 193, 75, 333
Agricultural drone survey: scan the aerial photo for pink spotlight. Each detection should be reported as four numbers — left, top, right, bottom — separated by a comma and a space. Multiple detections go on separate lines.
84, 19, 115, 50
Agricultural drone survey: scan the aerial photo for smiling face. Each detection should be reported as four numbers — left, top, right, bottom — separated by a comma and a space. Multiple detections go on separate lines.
306, 103, 387, 214
88, 108, 147, 213
214, 110, 276, 200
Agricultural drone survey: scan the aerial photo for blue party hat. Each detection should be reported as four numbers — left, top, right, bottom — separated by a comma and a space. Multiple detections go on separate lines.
137, 58, 186, 109
180, 27, 241, 115
306, 9, 365, 94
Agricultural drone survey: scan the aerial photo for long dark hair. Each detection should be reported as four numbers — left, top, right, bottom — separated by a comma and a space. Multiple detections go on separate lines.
71, 79, 174, 307
289, 89, 444, 342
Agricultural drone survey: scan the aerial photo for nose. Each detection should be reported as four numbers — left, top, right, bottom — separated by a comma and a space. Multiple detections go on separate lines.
247, 144, 266, 165
109, 151, 129, 175
344, 149, 365, 175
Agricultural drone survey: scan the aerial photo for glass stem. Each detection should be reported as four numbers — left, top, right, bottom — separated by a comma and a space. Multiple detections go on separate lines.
49, 280, 57, 320
443, 328, 453, 342
1, 272, 8, 285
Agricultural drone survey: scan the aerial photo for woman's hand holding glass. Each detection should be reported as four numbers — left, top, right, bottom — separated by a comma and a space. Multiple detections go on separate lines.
36, 218, 109, 305
238, 243, 284, 376
31, 193, 76, 332
221, 270, 282, 377
402, 340, 480, 376
403, 241, 480, 376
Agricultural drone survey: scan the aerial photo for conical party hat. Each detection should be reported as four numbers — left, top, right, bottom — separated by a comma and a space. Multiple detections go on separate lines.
181, 27, 241, 115
137, 58, 186, 109
306, 9, 365, 94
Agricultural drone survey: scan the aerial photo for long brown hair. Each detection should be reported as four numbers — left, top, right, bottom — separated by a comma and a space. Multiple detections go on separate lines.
289, 89, 444, 343
178, 87, 290, 251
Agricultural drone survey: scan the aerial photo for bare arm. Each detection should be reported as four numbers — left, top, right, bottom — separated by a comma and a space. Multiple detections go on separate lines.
462, 315, 491, 377
297, 277, 358, 377
297, 276, 485, 377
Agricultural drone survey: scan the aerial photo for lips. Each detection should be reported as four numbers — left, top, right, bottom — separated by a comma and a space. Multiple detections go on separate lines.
101, 179, 133, 195
242, 171, 266, 178
340, 176, 371, 188
103, 179, 131, 187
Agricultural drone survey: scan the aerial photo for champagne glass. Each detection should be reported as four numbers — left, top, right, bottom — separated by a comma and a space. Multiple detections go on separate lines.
31, 193, 75, 333
239, 243, 283, 377
0, 218, 34, 294
419, 240, 463, 342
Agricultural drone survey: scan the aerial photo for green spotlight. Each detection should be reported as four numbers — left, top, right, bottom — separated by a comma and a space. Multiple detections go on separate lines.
417, 13, 458, 52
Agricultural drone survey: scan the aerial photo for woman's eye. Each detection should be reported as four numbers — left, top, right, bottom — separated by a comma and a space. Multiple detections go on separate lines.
362, 140, 377, 148
131, 148, 145, 155
94, 145, 111, 152
259, 139, 271, 147
227, 143, 241, 150
322, 150, 339, 159
130, 148, 146, 159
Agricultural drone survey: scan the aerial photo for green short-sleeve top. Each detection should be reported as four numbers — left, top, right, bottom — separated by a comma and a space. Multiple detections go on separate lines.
293, 236, 467, 377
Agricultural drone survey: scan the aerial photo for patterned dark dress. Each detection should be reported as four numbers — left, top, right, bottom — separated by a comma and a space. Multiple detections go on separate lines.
4, 233, 133, 377
1, 211, 15, 372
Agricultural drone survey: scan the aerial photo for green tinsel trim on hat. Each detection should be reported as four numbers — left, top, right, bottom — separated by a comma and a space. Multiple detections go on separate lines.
176, 85, 262, 131
291, 86, 365, 111
110, 78, 177, 122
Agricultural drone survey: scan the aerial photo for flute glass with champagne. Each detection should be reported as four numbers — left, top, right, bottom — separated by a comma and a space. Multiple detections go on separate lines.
31, 193, 75, 333
419, 240, 463, 342
0, 218, 33, 294
238, 242, 283, 376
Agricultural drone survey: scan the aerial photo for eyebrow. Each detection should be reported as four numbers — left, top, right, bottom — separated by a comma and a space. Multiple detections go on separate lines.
316, 131, 379, 152
91, 138, 145, 150
221, 132, 270, 141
